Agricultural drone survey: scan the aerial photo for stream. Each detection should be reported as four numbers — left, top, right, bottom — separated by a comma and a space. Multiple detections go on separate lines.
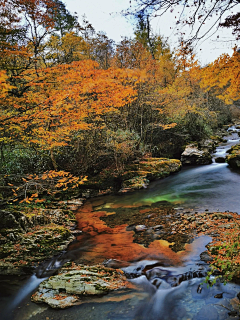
1, 128, 240, 320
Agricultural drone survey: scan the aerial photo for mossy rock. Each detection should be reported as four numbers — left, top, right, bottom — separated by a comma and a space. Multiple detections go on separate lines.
126, 158, 181, 180
226, 144, 240, 169
0, 207, 76, 275
120, 158, 181, 192
31, 264, 130, 309
121, 176, 150, 190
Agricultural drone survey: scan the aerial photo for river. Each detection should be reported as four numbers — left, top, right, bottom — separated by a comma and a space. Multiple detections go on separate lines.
1, 127, 240, 320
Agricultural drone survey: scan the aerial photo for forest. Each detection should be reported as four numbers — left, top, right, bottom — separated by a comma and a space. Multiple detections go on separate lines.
0, 1, 240, 319
0, 0, 239, 199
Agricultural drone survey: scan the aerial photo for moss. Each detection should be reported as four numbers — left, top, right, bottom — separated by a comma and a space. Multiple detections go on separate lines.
94, 283, 109, 292
120, 158, 181, 192
226, 144, 240, 169
0, 212, 74, 274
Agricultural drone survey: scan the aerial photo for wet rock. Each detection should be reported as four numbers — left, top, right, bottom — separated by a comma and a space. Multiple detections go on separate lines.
32, 265, 129, 308
228, 311, 238, 317
226, 144, 240, 169
200, 251, 213, 263
181, 144, 212, 165
237, 292, 240, 300
135, 225, 148, 232
152, 225, 163, 230
215, 157, 226, 163
191, 282, 210, 300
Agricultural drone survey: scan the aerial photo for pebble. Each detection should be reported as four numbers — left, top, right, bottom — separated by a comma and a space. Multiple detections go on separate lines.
152, 225, 163, 230
135, 225, 147, 232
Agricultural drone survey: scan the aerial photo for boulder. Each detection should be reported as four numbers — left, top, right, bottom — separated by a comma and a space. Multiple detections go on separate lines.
0, 210, 25, 229
181, 144, 212, 165
226, 144, 240, 169
119, 158, 182, 193
198, 139, 216, 152
215, 157, 226, 163
31, 264, 129, 308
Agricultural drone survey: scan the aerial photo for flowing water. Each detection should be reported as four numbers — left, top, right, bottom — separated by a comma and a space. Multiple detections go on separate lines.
1, 128, 240, 320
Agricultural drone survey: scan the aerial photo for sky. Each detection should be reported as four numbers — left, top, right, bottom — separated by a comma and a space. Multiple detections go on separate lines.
64, 0, 239, 65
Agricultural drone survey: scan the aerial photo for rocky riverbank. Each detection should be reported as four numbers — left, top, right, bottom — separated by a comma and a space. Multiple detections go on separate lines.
30, 204, 240, 310
0, 205, 78, 275
1, 123, 240, 313
79, 157, 182, 196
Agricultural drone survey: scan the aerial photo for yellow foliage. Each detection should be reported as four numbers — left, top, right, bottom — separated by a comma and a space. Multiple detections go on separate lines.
200, 48, 240, 104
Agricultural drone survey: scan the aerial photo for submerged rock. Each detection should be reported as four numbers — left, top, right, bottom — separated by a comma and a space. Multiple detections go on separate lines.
32, 264, 130, 308
214, 156, 225, 163
181, 144, 212, 165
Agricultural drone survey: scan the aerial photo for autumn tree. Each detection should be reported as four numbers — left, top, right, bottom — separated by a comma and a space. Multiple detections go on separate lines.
200, 48, 240, 105
45, 32, 88, 65
155, 42, 218, 141
89, 32, 114, 69
1, 60, 143, 170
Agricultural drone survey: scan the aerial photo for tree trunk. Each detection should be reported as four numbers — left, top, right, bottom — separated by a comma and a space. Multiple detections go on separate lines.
50, 148, 58, 171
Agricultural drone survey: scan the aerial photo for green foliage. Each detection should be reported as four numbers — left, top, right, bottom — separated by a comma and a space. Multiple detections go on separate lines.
0, 147, 52, 175
181, 112, 213, 141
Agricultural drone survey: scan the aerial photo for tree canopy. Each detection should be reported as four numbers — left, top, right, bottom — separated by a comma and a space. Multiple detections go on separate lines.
0, 0, 239, 205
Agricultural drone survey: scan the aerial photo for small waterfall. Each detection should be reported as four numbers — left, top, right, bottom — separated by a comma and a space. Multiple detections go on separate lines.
2, 275, 46, 320
132, 277, 201, 320
35, 253, 70, 278
2, 253, 72, 320
212, 126, 239, 162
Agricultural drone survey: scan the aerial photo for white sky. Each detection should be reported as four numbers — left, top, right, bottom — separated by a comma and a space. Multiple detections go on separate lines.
64, 0, 239, 65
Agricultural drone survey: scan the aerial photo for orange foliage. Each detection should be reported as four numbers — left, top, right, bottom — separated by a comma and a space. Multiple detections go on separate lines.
14, 170, 87, 203
1, 60, 143, 149
200, 48, 240, 104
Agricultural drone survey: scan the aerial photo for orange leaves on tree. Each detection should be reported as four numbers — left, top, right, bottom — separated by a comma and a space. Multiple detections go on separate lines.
8, 60, 142, 150
16, 170, 87, 203
200, 48, 240, 104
